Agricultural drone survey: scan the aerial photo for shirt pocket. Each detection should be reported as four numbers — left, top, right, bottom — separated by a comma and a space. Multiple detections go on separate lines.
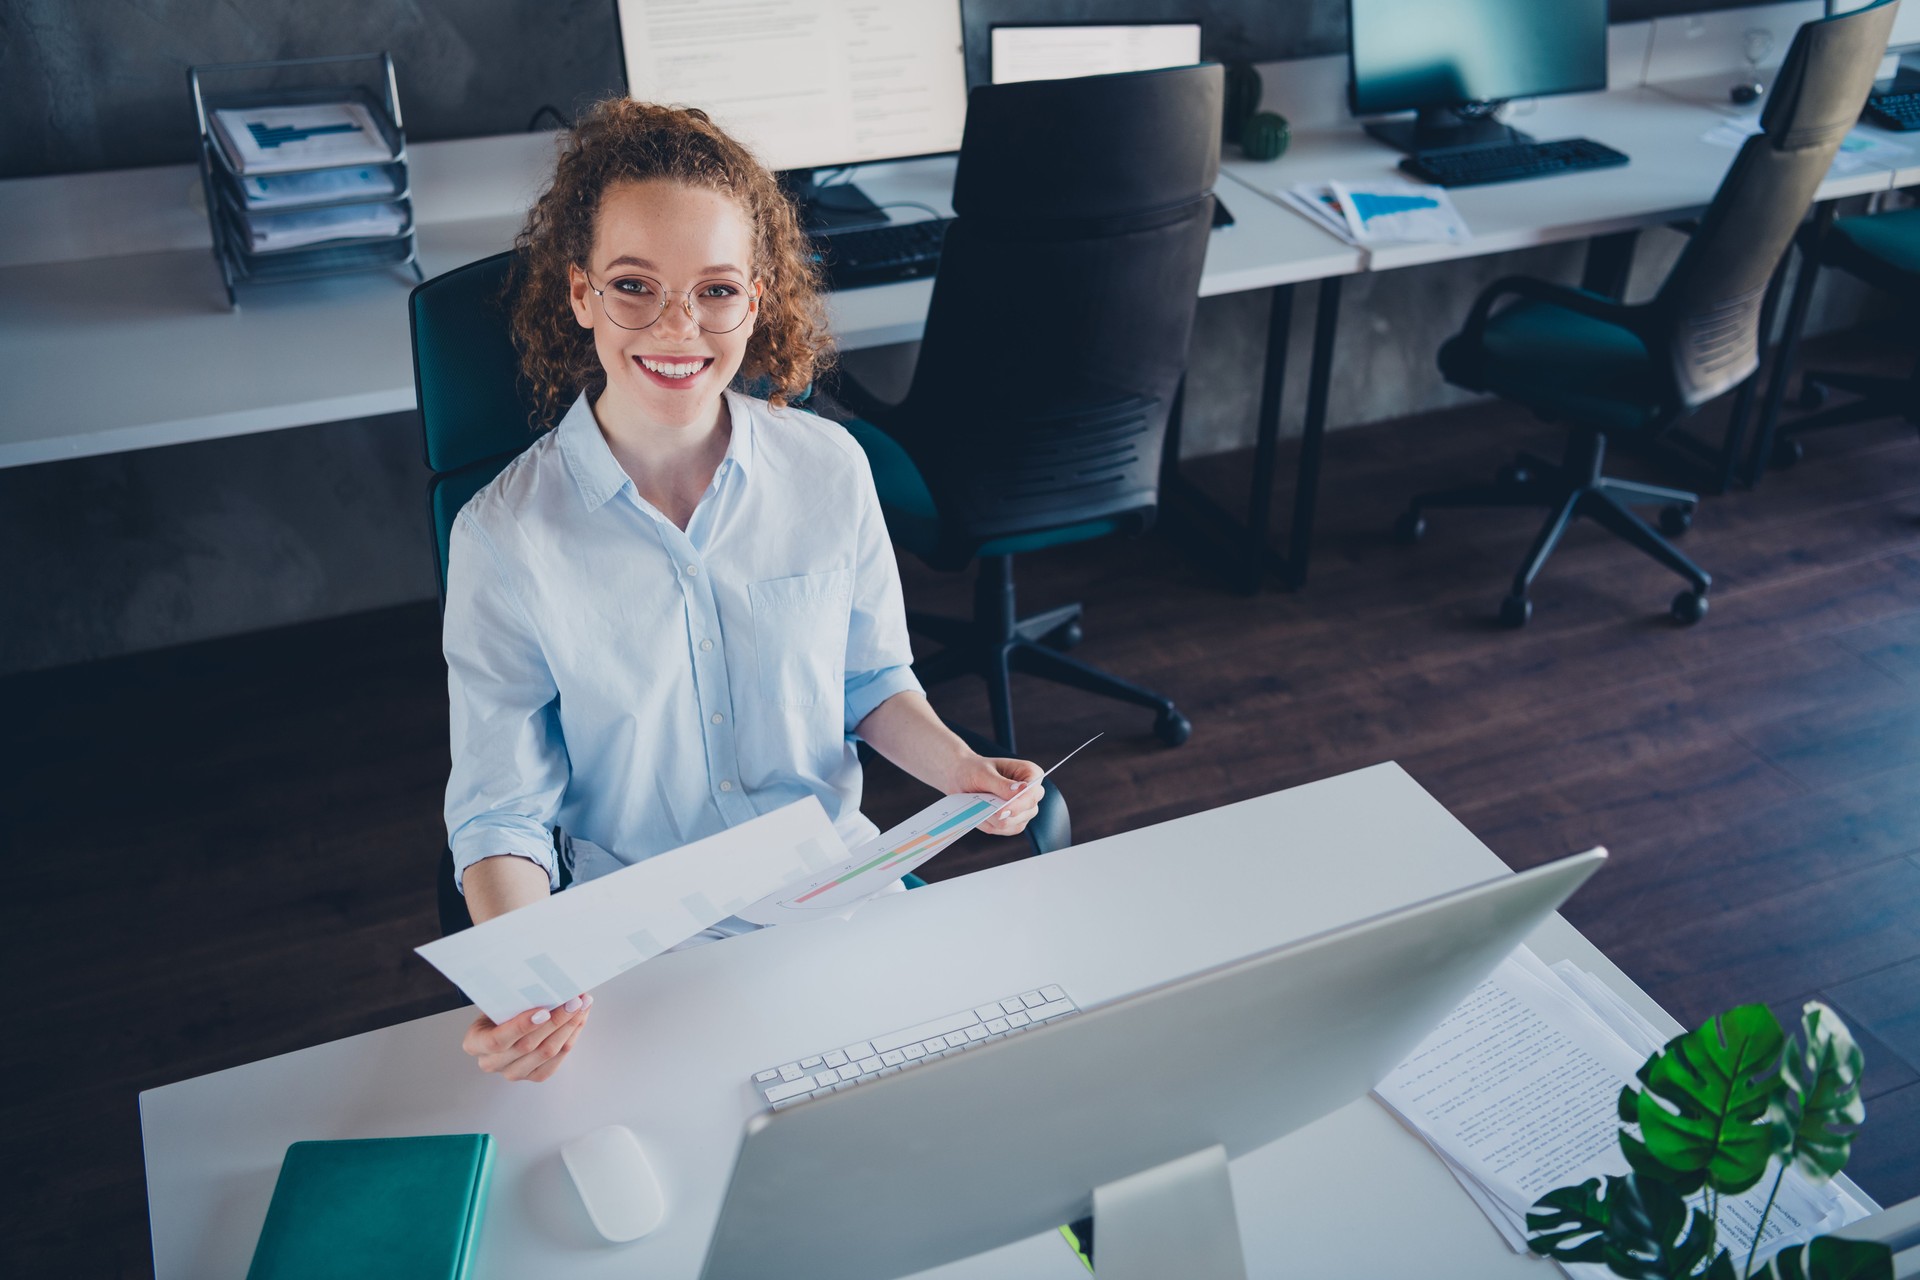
748, 569, 852, 709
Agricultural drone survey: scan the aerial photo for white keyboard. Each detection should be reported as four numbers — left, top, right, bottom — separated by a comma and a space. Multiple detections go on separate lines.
750, 985, 1080, 1110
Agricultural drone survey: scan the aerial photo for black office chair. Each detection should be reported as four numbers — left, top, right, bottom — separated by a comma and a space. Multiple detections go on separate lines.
409, 251, 1071, 936
1396, 0, 1899, 627
828, 64, 1222, 752
1745, 201, 1920, 480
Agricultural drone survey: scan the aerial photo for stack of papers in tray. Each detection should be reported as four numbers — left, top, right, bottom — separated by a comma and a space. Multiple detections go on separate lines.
211, 102, 395, 174
240, 165, 401, 210
1372, 947, 1873, 1278
243, 201, 408, 252
1278, 180, 1471, 246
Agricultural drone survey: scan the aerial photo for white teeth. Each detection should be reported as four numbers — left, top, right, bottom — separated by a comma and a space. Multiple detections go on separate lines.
640, 357, 706, 379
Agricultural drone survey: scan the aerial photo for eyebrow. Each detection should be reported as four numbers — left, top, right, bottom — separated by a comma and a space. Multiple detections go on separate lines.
604, 255, 746, 276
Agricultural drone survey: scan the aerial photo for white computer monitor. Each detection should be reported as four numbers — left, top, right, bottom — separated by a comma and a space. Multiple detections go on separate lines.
699, 847, 1607, 1280
988, 22, 1204, 85
615, 0, 969, 229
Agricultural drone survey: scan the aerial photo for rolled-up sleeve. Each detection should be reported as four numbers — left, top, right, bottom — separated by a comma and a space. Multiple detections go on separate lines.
443, 511, 567, 892
843, 452, 923, 735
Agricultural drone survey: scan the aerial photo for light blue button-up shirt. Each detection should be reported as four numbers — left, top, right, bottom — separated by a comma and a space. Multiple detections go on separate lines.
443, 389, 922, 892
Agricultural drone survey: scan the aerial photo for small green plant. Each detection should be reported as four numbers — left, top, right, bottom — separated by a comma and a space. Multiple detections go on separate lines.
1527, 1002, 1888, 1280
1239, 111, 1289, 162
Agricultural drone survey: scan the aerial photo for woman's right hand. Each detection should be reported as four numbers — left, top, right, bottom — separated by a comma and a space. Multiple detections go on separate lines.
462, 993, 593, 1082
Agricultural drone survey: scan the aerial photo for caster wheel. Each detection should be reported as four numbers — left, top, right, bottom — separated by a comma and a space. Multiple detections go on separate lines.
1671, 590, 1709, 625
1772, 438, 1804, 470
1043, 621, 1084, 651
1499, 594, 1532, 629
1796, 380, 1829, 411
1658, 503, 1694, 537
1154, 709, 1192, 747
1496, 462, 1532, 487
1394, 511, 1428, 544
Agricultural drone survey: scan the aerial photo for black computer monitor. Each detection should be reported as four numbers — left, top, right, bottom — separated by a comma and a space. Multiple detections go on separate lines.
613, 0, 970, 232
1347, 0, 1608, 153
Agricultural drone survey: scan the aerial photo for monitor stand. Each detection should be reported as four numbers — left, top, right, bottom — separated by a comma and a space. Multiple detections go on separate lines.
781, 168, 887, 235
1091, 1144, 1248, 1280
1364, 104, 1533, 155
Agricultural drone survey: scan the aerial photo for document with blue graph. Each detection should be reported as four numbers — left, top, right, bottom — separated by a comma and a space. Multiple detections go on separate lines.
1328, 180, 1470, 245
415, 799, 847, 1023
210, 103, 395, 174
737, 733, 1100, 924
1277, 180, 1469, 247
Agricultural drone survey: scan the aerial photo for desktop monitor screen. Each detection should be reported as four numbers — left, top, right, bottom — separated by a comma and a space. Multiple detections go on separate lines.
614, 0, 969, 173
1348, 0, 1608, 116
989, 22, 1203, 85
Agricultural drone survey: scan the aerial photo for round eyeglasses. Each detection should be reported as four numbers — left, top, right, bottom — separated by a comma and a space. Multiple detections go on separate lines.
582, 269, 758, 334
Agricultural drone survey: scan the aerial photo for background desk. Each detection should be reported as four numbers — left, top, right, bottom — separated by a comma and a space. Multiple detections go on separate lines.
140, 761, 1874, 1279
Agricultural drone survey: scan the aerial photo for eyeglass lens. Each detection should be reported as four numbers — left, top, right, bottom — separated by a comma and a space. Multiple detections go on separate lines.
596, 275, 752, 333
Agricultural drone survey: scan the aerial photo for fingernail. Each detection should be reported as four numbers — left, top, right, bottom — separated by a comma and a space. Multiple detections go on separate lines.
531, 1009, 551, 1025
582, 993, 594, 1008
564, 996, 584, 1013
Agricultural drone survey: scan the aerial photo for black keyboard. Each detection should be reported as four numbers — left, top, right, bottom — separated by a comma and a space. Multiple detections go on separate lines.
812, 218, 952, 291
1864, 90, 1920, 131
1399, 136, 1630, 188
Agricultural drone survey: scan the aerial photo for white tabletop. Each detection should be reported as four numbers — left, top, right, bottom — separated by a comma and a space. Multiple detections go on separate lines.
8, 74, 1914, 472
144, 761, 1848, 1280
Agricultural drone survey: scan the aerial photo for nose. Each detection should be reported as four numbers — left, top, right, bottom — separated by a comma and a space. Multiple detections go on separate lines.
653, 290, 700, 339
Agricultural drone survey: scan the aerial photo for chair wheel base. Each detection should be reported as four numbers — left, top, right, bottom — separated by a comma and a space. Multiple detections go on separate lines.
1154, 709, 1192, 747
1671, 590, 1709, 625
1394, 511, 1428, 544
1772, 438, 1805, 469
1495, 462, 1532, 487
1797, 380, 1829, 411
1658, 503, 1694, 537
1499, 594, 1532, 628
1044, 621, 1084, 651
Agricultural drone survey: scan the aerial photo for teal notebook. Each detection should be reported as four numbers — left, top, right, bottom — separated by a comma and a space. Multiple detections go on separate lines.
245, 1134, 494, 1280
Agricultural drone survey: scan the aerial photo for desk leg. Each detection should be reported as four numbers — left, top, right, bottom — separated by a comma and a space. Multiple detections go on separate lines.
1244, 283, 1296, 594
1581, 230, 1639, 300
1283, 277, 1343, 591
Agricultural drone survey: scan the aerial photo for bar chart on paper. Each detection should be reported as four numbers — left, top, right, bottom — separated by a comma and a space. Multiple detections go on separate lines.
738, 733, 1101, 925
738, 792, 998, 924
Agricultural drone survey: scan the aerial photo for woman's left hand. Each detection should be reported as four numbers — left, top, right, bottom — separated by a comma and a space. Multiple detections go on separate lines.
949, 754, 1045, 837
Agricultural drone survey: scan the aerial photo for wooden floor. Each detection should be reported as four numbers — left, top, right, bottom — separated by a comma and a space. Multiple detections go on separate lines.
7, 331, 1919, 1277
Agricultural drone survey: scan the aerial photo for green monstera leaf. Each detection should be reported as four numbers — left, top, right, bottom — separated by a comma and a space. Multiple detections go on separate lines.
1528, 1173, 1733, 1280
1770, 1003, 1866, 1185
1630, 1005, 1788, 1195
1752, 1236, 1894, 1280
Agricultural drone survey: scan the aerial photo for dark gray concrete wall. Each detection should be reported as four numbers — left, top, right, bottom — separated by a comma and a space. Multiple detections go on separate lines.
0, 412, 438, 673
1, 0, 626, 177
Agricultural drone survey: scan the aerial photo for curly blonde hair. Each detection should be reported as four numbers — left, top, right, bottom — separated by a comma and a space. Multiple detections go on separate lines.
509, 97, 833, 429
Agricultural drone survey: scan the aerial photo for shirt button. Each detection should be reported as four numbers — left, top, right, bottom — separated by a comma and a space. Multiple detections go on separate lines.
711, 712, 725, 725
700, 639, 714, 652
686, 563, 699, 576
719, 780, 734, 792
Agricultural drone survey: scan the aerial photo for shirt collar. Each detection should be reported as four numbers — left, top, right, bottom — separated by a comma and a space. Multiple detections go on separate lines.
556, 389, 756, 514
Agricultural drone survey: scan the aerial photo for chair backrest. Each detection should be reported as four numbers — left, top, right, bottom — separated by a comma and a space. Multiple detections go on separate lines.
408, 248, 543, 598
891, 64, 1223, 560
1653, 0, 1899, 409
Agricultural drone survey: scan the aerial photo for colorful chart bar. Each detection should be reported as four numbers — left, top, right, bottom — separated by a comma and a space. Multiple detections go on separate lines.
790, 799, 993, 904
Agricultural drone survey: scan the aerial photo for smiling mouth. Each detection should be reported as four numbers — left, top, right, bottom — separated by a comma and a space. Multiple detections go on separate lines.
636, 355, 714, 382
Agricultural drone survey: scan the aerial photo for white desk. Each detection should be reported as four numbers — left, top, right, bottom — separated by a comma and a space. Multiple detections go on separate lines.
141, 761, 1869, 1279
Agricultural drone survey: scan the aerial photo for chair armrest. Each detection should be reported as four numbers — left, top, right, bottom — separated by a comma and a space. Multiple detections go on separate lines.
823, 367, 903, 429
1461, 276, 1643, 344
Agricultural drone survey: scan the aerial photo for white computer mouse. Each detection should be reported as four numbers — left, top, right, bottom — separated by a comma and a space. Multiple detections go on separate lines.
561, 1123, 666, 1243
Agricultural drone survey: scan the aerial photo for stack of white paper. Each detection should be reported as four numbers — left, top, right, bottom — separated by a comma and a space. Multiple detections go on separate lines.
1373, 948, 1873, 1278
242, 201, 408, 252
211, 102, 396, 174
1277, 180, 1471, 246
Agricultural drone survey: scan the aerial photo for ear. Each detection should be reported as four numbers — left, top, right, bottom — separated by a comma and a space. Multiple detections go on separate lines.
567, 264, 594, 330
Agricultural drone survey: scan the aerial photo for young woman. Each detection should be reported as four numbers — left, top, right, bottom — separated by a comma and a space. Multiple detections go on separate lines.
442, 99, 1045, 1083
